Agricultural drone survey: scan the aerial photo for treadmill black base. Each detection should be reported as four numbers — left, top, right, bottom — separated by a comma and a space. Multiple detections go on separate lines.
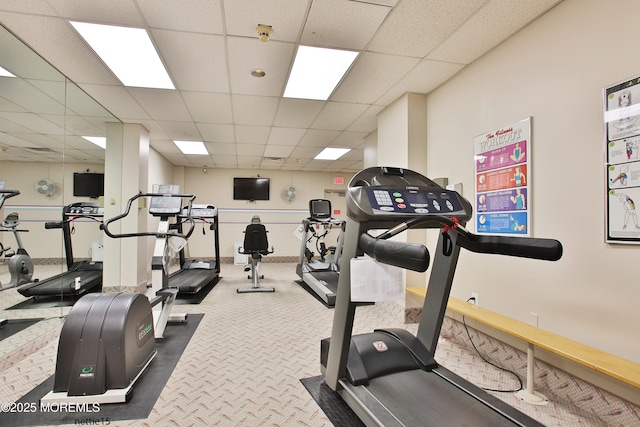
300, 375, 365, 427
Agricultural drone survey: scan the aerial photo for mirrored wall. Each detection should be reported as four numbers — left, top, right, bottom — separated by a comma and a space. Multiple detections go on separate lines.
0, 23, 119, 356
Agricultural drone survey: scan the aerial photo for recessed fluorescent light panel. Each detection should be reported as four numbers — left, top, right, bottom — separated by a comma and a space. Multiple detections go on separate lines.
70, 21, 174, 89
82, 136, 106, 149
0, 66, 16, 77
284, 46, 358, 101
314, 147, 351, 160
174, 140, 208, 155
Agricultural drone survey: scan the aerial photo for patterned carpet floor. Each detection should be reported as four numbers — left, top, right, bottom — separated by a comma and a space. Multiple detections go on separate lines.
0, 262, 606, 426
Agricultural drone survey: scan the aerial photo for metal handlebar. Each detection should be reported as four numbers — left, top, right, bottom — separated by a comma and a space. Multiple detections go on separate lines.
362, 214, 562, 268
0, 190, 20, 209
102, 192, 196, 240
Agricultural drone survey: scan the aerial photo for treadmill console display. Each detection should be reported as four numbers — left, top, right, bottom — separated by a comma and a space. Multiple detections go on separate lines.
181, 204, 217, 218
149, 196, 182, 215
65, 204, 103, 216
365, 187, 467, 216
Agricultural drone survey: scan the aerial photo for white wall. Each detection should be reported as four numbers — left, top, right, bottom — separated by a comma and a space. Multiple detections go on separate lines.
424, 0, 640, 363
0, 161, 103, 261
181, 167, 348, 259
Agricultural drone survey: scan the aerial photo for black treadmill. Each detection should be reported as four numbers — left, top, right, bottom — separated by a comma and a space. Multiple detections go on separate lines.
296, 199, 345, 306
168, 204, 220, 295
321, 166, 563, 427
18, 202, 103, 298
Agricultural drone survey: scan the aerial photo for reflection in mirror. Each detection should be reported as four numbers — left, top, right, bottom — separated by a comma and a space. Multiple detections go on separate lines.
0, 23, 119, 364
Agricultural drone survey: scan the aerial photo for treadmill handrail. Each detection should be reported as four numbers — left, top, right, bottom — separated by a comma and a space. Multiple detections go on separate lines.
102, 192, 196, 239
359, 233, 430, 272
375, 214, 562, 262
0, 189, 20, 209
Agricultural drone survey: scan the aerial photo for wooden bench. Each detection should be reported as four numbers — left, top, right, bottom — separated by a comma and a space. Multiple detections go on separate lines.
406, 287, 640, 401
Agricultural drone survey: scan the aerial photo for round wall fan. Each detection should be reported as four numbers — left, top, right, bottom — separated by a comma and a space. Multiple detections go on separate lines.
282, 185, 297, 201
34, 178, 56, 197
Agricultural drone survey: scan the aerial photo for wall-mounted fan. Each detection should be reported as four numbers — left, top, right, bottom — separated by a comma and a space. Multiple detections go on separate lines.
282, 185, 297, 201
34, 178, 56, 197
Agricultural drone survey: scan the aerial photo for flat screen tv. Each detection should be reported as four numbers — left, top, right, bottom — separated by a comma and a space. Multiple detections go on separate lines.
73, 172, 104, 198
233, 177, 270, 201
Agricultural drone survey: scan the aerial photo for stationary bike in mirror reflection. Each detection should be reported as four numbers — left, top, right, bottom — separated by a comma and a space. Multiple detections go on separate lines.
0, 190, 35, 290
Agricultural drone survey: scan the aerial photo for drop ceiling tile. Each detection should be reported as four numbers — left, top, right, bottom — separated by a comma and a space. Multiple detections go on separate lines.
152, 29, 229, 93
236, 143, 266, 156
46, 0, 145, 26
128, 88, 193, 121
182, 92, 233, 124
134, 119, 167, 139
376, 59, 465, 105
263, 145, 294, 158
0, 13, 124, 86
156, 121, 202, 141
0, 132, 38, 147
137, 0, 224, 33
0, 114, 42, 135
367, 0, 487, 57
331, 52, 420, 105
301, 0, 391, 50
198, 123, 235, 143
311, 102, 369, 130
347, 104, 385, 133
332, 131, 367, 148
224, 0, 310, 42
237, 156, 263, 167
150, 139, 181, 154
235, 125, 270, 144
227, 37, 294, 97
207, 142, 237, 155
291, 145, 323, 158
3, 112, 64, 135
298, 129, 340, 147
79, 84, 150, 120
161, 153, 189, 164
428, 0, 563, 64
184, 154, 213, 165
232, 95, 279, 126
267, 127, 306, 146
273, 98, 324, 128
212, 155, 238, 166
0, 79, 64, 115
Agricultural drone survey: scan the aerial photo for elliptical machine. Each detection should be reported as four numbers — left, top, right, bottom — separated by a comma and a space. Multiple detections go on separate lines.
40, 189, 196, 405
0, 190, 34, 290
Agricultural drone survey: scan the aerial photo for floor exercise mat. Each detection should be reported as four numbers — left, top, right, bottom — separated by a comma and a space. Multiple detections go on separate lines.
0, 318, 43, 342
0, 314, 203, 427
300, 375, 365, 427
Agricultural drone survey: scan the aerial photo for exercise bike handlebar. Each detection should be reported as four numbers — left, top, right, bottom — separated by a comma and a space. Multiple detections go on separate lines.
102, 192, 196, 240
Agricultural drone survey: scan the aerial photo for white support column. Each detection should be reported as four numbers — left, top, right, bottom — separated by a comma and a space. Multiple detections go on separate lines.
376, 93, 428, 292
103, 122, 149, 293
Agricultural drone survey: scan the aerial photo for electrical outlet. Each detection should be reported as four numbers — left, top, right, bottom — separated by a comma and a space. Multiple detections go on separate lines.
470, 292, 479, 306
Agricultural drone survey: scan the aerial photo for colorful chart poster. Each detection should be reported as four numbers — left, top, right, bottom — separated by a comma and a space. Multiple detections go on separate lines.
474, 118, 531, 236
605, 74, 640, 243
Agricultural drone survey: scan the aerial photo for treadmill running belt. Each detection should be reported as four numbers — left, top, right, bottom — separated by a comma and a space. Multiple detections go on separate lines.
169, 269, 218, 294
18, 270, 102, 297
361, 369, 541, 427
308, 271, 338, 294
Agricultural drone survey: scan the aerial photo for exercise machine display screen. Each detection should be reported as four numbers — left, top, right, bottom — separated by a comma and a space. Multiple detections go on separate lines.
149, 184, 182, 215
65, 204, 103, 216
365, 188, 467, 216
181, 205, 217, 218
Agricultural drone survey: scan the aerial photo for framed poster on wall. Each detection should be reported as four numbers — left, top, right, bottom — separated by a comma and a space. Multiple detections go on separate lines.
473, 117, 531, 236
605, 74, 640, 244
